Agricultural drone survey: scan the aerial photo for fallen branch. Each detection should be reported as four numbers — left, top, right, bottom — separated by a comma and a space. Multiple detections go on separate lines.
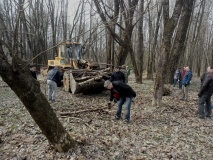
58, 106, 109, 116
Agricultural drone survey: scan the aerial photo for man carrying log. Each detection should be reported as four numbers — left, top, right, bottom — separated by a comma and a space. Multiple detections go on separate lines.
104, 80, 136, 124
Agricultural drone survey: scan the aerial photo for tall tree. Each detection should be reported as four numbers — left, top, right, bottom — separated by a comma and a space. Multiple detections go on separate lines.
166, 0, 195, 83
0, 42, 76, 152
153, 0, 183, 106
137, 0, 144, 83
93, 0, 141, 82
147, 3, 162, 80
0, 2, 76, 152
187, 0, 205, 68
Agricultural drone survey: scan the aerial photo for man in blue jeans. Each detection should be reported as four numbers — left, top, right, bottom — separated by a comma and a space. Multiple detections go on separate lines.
47, 66, 61, 102
104, 80, 136, 123
181, 66, 192, 101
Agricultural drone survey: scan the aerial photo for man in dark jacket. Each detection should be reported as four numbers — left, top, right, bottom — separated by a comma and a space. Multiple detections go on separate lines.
173, 68, 181, 88
30, 64, 37, 79
198, 66, 213, 119
109, 66, 125, 83
104, 80, 136, 123
47, 66, 61, 101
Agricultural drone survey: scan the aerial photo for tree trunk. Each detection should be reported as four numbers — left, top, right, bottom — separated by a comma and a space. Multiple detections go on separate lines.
187, 0, 205, 67
137, 0, 144, 84
147, 4, 162, 80
93, 0, 140, 82
76, 0, 84, 42
0, 43, 75, 152
211, 38, 213, 65
166, 0, 195, 84
153, 0, 183, 107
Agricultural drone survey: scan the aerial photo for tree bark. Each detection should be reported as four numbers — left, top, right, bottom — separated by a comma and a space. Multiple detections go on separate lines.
187, 0, 205, 67
136, 0, 144, 84
0, 42, 76, 152
211, 38, 213, 65
93, 0, 140, 82
153, 0, 183, 107
166, 0, 195, 84
147, 4, 162, 80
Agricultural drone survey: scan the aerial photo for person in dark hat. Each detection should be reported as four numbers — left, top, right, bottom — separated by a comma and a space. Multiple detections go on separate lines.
109, 66, 125, 83
30, 64, 37, 80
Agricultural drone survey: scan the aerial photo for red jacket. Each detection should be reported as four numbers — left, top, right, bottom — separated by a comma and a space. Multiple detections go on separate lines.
181, 69, 186, 79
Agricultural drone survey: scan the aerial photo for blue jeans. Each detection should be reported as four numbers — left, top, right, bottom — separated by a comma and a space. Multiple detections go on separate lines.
173, 79, 178, 87
116, 97, 133, 122
47, 80, 57, 100
178, 80, 182, 89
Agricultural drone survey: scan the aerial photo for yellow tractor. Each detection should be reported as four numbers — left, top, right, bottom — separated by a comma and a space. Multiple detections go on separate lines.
46, 42, 111, 94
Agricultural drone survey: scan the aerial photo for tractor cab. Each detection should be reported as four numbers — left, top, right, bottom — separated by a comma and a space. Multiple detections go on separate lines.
48, 42, 85, 69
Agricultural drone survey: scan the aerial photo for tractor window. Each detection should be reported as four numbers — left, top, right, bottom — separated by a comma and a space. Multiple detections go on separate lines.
61, 45, 65, 57
73, 44, 82, 60
66, 47, 72, 60
62, 43, 83, 60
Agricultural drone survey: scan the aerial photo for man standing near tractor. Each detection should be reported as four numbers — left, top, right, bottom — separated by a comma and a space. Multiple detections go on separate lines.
47, 66, 61, 102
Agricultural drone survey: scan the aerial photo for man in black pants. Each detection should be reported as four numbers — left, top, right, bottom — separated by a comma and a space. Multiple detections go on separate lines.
198, 66, 213, 119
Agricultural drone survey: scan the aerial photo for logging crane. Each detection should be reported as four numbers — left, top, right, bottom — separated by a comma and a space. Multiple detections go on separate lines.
46, 41, 111, 94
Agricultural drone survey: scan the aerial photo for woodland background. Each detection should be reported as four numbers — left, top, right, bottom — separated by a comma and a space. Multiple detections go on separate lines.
1, 0, 213, 103
0, 0, 213, 159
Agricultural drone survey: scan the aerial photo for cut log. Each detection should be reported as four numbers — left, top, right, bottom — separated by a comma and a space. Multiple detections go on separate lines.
67, 68, 111, 94
75, 76, 95, 81
63, 71, 70, 92
70, 72, 106, 94
78, 76, 103, 86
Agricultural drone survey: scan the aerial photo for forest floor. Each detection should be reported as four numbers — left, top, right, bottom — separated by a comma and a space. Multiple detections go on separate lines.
0, 74, 213, 160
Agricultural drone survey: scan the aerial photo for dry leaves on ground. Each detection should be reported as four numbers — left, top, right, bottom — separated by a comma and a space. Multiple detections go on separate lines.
0, 75, 212, 160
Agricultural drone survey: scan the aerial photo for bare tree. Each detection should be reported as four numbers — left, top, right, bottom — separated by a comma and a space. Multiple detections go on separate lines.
0, 42, 76, 152
166, 0, 195, 83
93, 0, 142, 82
136, 0, 144, 83
153, 0, 183, 106
147, 2, 162, 80
187, 0, 205, 68
0, 1, 76, 152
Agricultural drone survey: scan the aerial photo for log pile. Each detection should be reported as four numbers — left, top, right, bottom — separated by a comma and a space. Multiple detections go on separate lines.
69, 68, 110, 94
